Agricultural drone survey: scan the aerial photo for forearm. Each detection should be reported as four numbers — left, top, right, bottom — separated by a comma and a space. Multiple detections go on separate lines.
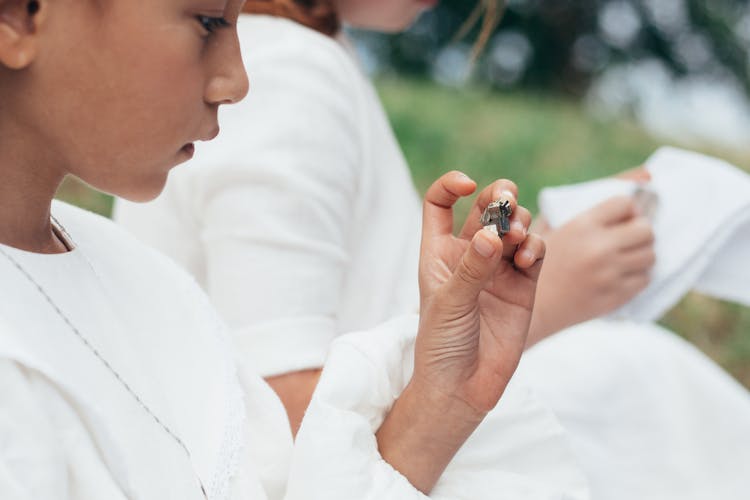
375, 379, 485, 494
265, 368, 322, 437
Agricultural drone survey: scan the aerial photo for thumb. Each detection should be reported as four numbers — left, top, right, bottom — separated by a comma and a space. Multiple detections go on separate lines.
446, 229, 503, 305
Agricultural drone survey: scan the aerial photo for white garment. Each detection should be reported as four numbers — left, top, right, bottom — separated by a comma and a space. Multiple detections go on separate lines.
516, 319, 750, 500
115, 14, 422, 377
289, 315, 590, 500
538, 147, 750, 321
0, 202, 591, 499
0, 202, 291, 500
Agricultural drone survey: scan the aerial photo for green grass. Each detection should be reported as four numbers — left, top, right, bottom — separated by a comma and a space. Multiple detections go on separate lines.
56, 76, 750, 387
376, 76, 750, 388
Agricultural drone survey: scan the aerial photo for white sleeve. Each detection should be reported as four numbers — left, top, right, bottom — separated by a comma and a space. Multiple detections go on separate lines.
190, 27, 364, 377
0, 360, 68, 500
287, 316, 591, 500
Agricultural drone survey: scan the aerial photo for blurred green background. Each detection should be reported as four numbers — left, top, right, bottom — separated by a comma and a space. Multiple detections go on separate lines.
56, 77, 750, 388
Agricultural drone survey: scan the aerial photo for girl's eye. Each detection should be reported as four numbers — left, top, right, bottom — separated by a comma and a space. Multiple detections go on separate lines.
196, 15, 229, 35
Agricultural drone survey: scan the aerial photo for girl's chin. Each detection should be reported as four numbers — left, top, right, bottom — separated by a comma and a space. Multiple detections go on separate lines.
110, 172, 171, 204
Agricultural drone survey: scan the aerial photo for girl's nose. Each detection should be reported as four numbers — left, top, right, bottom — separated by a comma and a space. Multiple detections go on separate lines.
205, 39, 250, 105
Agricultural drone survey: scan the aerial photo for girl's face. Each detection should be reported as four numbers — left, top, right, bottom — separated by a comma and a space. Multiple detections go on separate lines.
334, 0, 437, 32
14, 0, 249, 202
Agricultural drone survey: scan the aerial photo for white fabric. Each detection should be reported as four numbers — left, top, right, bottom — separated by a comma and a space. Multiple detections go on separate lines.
517, 318, 750, 500
291, 313, 750, 500
114, 14, 422, 378
538, 147, 750, 321
0, 202, 291, 500
0, 202, 594, 499
289, 315, 590, 500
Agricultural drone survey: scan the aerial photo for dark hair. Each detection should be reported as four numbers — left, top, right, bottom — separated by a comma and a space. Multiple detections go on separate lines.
242, 0, 340, 36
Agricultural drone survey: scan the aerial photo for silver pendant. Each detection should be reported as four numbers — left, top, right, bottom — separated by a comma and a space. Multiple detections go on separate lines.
480, 199, 513, 238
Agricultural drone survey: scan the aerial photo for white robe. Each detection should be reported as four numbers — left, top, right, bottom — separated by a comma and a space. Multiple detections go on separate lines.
0, 202, 290, 500
0, 202, 591, 499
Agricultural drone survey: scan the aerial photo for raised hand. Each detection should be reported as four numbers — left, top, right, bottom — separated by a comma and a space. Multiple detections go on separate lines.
413, 171, 545, 415
376, 172, 545, 494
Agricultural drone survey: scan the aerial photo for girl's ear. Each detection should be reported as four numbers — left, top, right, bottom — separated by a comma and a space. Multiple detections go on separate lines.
0, 0, 44, 69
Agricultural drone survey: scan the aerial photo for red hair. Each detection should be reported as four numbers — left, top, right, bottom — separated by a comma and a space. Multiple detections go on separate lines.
242, 1, 504, 58
242, 0, 340, 37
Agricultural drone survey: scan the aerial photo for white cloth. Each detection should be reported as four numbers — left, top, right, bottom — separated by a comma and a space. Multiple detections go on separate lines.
517, 319, 750, 500
0, 202, 591, 499
114, 14, 422, 377
0, 202, 291, 500
291, 313, 750, 500
289, 315, 590, 500
538, 147, 750, 321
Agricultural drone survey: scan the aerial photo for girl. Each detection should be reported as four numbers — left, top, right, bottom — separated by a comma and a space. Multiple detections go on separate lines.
0, 0, 577, 499
115, 1, 750, 499
115, 0, 657, 430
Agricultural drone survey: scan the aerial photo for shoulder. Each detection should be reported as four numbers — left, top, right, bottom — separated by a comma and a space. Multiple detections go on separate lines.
238, 14, 359, 80
233, 14, 366, 118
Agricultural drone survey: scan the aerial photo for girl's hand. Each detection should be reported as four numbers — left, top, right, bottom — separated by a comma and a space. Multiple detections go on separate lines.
413, 171, 545, 416
376, 172, 544, 494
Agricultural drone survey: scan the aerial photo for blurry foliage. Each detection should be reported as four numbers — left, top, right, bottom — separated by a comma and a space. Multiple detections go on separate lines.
357, 0, 750, 96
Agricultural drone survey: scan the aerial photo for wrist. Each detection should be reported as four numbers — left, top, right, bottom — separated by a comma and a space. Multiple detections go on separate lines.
375, 377, 485, 494
405, 374, 488, 428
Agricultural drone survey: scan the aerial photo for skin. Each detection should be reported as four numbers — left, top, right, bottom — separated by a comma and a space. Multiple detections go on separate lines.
0, 0, 546, 493
332, 0, 437, 32
0, 0, 249, 253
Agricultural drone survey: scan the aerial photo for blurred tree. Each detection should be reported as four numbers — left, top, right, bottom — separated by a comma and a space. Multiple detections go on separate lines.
354, 0, 750, 97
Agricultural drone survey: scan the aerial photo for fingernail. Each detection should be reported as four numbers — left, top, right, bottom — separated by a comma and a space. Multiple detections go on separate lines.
501, 190, 515, 202
457, 172, 473, 182
474, 230, 497, 258
521, 249, 535, 264
511, 220, 526, 236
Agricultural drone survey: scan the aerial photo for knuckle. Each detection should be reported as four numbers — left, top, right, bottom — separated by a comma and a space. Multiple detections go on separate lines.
636, 218, 654, 238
